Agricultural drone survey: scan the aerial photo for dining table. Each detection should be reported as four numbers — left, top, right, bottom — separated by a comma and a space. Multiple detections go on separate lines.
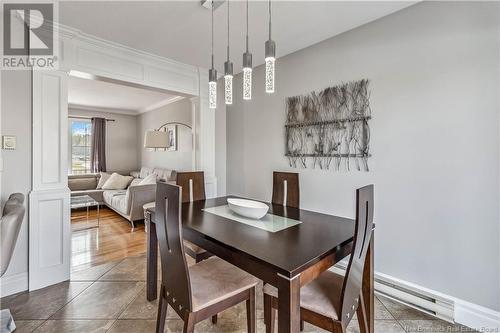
145, 196, 374, 333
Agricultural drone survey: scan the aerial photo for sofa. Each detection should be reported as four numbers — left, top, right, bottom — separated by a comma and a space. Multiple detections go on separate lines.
69, 167, 177, 228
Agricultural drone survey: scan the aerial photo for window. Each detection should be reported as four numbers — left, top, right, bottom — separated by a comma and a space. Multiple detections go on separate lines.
70, 120, 92, 174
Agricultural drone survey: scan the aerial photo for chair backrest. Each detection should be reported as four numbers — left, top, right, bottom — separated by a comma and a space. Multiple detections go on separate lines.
340, 185, 374, 326
272, 171, 299, 208
176, 171, 206, 203
1, 193, 26, 277
155, 182, 193, 316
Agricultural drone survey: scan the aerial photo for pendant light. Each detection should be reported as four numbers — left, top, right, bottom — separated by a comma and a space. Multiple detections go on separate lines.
265, 0, 275, 94
208, 0, 217, 109
242, 0, 252, 100
224, 0, 233, 105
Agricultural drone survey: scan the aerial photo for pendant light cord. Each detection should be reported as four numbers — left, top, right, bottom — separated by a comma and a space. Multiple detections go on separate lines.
246, 0, 249, 52
227, 0, 230, 61
211, 0, 214, 68
268, 0, 272, 40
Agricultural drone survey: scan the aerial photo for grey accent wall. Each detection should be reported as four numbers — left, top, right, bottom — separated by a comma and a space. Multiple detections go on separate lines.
137, 98, 193, 172
0, 71, 32, 281
68, 108, 139, 173
225, 2, 500, 310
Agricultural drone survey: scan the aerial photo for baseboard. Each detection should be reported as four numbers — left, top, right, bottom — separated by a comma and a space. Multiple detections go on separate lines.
454, 299, 500, 332
331, 263, 500, 331
0, 272, 28, 297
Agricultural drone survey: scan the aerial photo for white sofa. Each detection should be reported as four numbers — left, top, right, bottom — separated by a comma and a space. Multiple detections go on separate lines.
69, 167, 177, 228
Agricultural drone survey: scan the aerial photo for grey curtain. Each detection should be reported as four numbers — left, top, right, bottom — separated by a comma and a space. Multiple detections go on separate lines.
91, 117, 107, 173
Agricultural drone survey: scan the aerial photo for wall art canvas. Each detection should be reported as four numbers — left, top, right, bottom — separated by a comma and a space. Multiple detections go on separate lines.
160, 124, 177, 151
285, 79, 371, 171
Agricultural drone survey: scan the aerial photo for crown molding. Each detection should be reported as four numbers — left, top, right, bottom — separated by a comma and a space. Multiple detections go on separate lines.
68, 104, 139, 116
139, 96, 185, 114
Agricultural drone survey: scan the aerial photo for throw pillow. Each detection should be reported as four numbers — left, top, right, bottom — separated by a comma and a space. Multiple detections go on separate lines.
101, 173, 133, 190
139, 173, 157, 185
96, 172, 111, 189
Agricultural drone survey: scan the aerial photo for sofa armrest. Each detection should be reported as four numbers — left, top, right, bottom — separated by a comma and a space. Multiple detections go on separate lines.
127, 184, 157, 221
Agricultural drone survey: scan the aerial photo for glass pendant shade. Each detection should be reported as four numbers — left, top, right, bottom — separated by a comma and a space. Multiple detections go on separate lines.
243, 51, 252, 100
224, 75, 233, 105
224, 61, 233, 105
209, 68, 217, 109
209, 81, 217, 109
243, 68, 252, 100
265, 39, 275, 94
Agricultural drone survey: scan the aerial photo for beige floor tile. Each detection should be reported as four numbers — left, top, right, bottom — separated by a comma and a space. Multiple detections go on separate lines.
51, 281, 144, 319
400, 319, 479, 332
108, 318, 245, 333
33, 320, 115, 333
71, 261, 120, 281
10, 320, 44, 333
0, 282, 91, 320
119, 286, 160, 320
377, 295, 436, 320
99, 257, 147, 281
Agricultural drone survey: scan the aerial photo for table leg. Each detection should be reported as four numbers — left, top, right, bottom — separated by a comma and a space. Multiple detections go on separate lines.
362, 232, 374, 333
277, 273, 301, 333
146, 213, 158, 301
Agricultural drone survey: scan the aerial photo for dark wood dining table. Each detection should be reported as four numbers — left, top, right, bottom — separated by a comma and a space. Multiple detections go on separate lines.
145, 196, 374, 333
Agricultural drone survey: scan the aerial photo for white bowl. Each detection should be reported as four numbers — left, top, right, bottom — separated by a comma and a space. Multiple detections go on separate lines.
227, 198, 269, 220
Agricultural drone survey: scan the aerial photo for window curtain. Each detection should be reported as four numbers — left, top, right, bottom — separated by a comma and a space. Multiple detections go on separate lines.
91, 117, 107, 173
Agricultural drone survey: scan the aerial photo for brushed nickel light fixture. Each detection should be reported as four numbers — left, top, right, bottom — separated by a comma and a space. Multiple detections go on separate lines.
208, 0, 217, 109
265, 0, 275, 94
242, 0, 252, 100
224, 0, 233, 105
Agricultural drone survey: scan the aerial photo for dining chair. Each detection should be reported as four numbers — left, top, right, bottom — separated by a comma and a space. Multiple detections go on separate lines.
155, 182, 259, 333
272, 171, 300, 208
176, 171, 213, 263
176, 171, 206, 203
263, 184, 374, 333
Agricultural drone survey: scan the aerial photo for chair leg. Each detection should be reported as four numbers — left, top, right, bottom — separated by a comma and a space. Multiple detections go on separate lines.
246, 287, 256, 333
155, 286, 168, 333
300, 319, 304, 331
211, 315, 218, 324
183, 312, 195, 333
264, 294, 275, 333
357, 295, 369, 333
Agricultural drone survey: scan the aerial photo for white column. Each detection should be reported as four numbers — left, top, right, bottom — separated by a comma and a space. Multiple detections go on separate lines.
192, 69, 217, 198
29, 70, 71, 291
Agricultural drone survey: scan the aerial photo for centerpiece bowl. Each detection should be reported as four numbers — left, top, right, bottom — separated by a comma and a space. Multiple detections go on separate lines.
227, 198, 269, 220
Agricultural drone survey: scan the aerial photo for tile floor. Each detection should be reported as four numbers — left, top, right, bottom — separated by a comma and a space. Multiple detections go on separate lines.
1, 254, 477, 333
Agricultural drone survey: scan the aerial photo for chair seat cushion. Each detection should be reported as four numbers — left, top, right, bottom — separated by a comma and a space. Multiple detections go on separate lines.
189, 257, 259, 311
183, 240, 207, 255
263, 270, 344, 320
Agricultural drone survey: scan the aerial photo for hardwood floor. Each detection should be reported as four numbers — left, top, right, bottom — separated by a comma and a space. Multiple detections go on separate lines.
71, 207, 147, 272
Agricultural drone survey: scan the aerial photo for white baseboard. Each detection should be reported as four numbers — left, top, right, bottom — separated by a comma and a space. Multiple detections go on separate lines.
0, 272, 28, 297
454, 299, 500, 332
331, 263, 500, 331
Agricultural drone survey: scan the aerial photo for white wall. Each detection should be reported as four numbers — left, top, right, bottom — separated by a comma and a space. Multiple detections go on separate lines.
138, 98, 193, 172
0, 71, 31, 292
225, 2, 500, 311
215, 83, 227, 196
68, 108, 139, 173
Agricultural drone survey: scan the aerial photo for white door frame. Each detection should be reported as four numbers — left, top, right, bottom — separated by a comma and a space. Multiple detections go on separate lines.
29, 23, 216, 291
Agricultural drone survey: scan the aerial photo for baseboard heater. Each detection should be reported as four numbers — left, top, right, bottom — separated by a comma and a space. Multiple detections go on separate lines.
331, 262, 455, 323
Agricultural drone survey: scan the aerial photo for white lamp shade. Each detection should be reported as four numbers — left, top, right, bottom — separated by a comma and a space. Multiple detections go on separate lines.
144, 130, 168, 148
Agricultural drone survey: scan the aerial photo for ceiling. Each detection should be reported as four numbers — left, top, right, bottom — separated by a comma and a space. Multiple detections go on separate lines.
59, 1, 416, 73
68, 76, 182, 115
